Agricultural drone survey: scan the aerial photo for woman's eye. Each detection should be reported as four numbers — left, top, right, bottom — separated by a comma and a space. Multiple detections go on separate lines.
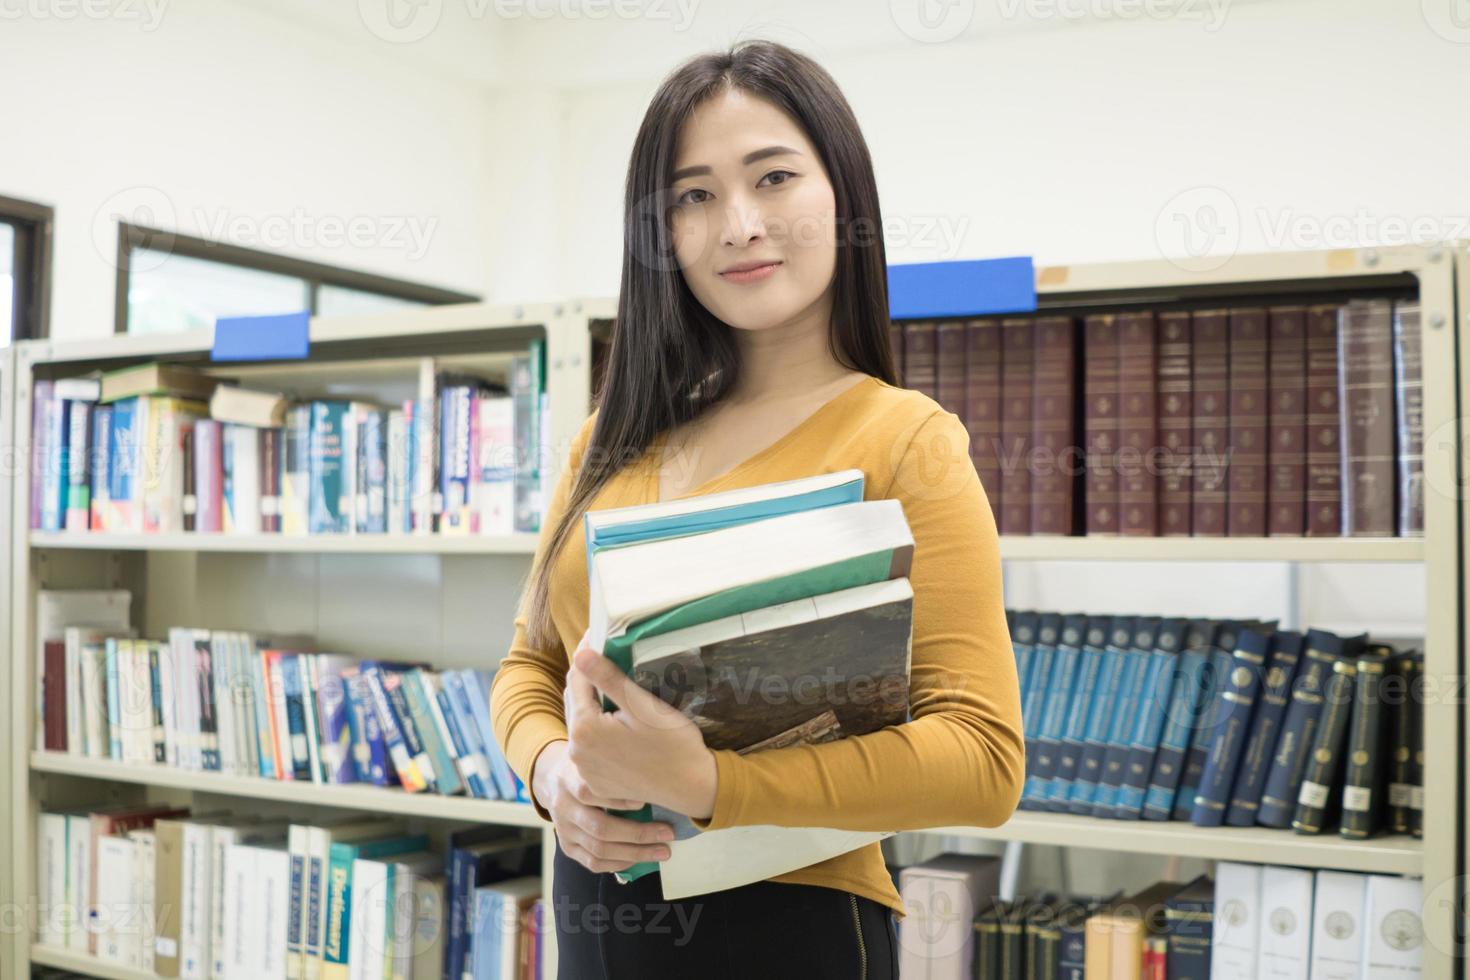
760, 170, 796, 187
677, 188, 711, 206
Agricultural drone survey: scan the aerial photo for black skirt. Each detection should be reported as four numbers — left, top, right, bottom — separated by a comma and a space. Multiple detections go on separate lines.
549, 836, 899, 979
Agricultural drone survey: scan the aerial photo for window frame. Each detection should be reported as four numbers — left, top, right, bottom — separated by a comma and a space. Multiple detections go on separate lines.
0, 194, 55, 343
113, 221, 478, 334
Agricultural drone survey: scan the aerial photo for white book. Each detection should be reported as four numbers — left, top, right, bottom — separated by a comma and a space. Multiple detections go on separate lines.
476, 395, 515, 535
1212, 861, 1263, 980
66, 813, 91, 953
1362, 875, 1424, 978
214, 636, 236, 776
222, 842, 255, 980
127, 639, 155, 764
36, 812, 68, 947
225, 424, 261, 534
348, 857, 391, 980
387, 853, 440, 980
130, 828, 158, 974
64, 627, 83, 754
95, 835, 141, 967
269, 654, 295, 780
1312, 870, 1367, 980
224, 843, 291, 980
898, 854, 1000, 980
301, 654, 323, 783
212, 821, 288, 980
156, 635, 177, 766
179, 820, 216, 979
387, 408, 407, 535
80, 641, 110, 760
343, 403, 361, 535
1258, 865, 1314, 978
259, 844, 294, 978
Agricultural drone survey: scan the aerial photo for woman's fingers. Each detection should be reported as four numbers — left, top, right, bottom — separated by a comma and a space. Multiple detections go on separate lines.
566, 801, 675, 847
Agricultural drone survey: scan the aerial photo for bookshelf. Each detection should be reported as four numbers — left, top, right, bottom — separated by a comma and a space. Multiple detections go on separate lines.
4, 248, 1463, 979
3, 301, 600, 980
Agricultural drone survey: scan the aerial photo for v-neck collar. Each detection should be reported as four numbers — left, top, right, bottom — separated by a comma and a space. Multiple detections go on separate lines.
647, 374, 879, 504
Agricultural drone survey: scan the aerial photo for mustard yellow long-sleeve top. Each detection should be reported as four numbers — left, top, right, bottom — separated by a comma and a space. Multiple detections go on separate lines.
489, 374, 1024, 918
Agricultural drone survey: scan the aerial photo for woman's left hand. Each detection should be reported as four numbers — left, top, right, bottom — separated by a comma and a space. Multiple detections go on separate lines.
565, 631, 719, 821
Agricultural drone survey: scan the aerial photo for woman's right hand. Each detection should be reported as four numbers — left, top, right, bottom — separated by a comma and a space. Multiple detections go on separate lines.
531, 739, 676, 874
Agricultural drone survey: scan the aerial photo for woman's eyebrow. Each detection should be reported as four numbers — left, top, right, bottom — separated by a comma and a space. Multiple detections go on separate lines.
671, 145, 802, 182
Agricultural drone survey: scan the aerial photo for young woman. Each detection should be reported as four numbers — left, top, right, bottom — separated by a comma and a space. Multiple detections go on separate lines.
490, 39, 1023, 978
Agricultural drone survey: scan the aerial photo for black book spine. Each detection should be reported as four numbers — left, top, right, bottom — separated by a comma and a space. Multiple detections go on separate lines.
1191, 629, 1271, 826
1257, 632, 1343, 828
1173, 647, 1233, 819
1409, 652, 1424, 838
1225, 631, 1305, 826
1292, 658, 1359, 834
1387, 651, 1415, 834
1340, 652, 1390, 838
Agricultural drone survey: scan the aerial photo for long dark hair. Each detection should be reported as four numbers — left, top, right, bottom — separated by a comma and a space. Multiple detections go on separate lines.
520, 38, 897, 651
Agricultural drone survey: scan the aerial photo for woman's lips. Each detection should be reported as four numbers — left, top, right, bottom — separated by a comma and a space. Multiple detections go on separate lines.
719, 261, 781, 284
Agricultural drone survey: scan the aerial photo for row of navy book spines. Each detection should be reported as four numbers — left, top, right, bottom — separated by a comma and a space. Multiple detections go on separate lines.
37, 624, 529, 804
946, 862, 1423, 980
1006, 610, 1423, 839
34, 805, 545, 980
892, 297, 1423, 539
27, 367, 546, 538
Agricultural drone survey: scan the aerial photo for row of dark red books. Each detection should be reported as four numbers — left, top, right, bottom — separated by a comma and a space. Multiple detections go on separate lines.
891, 298, 1423, 538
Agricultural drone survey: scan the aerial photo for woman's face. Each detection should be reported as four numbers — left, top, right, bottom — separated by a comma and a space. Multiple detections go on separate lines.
667, 88, 838, 332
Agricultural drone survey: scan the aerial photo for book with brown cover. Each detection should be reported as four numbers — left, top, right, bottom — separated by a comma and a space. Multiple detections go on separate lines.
1226, 307, 1269, 535
1156, 311, 1193, 536
1000, 318, 1035, 535
887, 321, 904, 384
1190, 310, 1230, 536
1305, 305, 1344, 535
1267, 306, 1307, 535
935, 321, 967, 421
1118, 311, 1159, 536
965, 319, 1004, 518
902, 320, 937, 400
1031, 316, 1078, 535
1083, 314, 1120, 535
1393, 300, 1424, 536
1339, 299, 1395, 536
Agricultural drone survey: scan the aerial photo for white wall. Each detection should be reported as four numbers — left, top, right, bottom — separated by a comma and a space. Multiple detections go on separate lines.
0, 0, 496, 343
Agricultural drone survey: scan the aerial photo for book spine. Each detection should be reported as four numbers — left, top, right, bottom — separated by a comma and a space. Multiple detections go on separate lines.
1030, 316, 1077, 535
1117, 311, 1158, 536
403, 670, 460, 796
1156, 311, 1193, 536
1305, 305, 1344, 535
1267, 306, 1308, 535
1226, 308, 1269, 535
1393, 301, 1424, 535
65, 399, 92, 530
364, 668, 427, 792
1190, 309, 1230, 536
1067, 639, 1126, 812
999, 318, 1034, 534
902, 320, 937, 399
30, 380, 53, 530
1083, 314, 1120, 535
1172, 648, 1231, 820
1258, 645, 1338, 827
344, 668, 391, 785
260, 426, 281, 533
1045, 643, 1104, 811
1191, 635, 1268, 826
1340, 654, 1389, 839
1019, 631, 1057, 800
1387, 651, 1416, 834
1339, 299, 1396, 536
90, 404, 113, 531
1291, 659, 1359, 834
935, 321, 967, 419
1093, 644, 1151, 816
1225, 635, 1303, 826
965, 319, 1003, 519
1021, 641, 1080, 807
308, 402, 349, 534
1116, 648, 1179, 818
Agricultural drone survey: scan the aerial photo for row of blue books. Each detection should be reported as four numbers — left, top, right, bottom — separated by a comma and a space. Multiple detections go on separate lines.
1011, 611, 1423, 839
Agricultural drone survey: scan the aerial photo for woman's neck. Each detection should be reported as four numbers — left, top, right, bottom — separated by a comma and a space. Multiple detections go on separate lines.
724, 296, 855, 404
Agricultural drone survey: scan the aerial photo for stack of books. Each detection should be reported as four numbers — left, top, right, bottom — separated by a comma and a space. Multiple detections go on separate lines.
583, 469, 917, 898
34, 588, 528, 804
894, 297, 1425, 538
35, 806, 544, 979
898, 854, 1423, 979
1010, 611, 1423, 839
28, 342, 548, 538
